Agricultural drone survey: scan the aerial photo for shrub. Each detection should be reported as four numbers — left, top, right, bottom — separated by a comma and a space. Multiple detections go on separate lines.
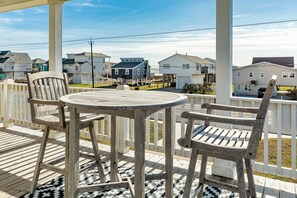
183, 82, 212, 94
286, 88, 297, 100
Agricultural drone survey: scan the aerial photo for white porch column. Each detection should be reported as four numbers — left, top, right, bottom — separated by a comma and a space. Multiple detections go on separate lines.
48, 0, 64, 139
49, 0, 63, 72
212, 0, 236, 179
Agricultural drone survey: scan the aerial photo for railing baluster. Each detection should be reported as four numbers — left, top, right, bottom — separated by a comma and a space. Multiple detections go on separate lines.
180, 103, 186, 155
107, 115, 111, 139
154, 113, 159, 151
100, 118, 105, 140
277, 103, 282, 176
291, 104, 296, 179
145, 115, 150, 149
263, 115, 269, 173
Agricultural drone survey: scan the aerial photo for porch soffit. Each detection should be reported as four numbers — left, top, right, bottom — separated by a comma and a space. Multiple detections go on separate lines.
0, 0, 69, 13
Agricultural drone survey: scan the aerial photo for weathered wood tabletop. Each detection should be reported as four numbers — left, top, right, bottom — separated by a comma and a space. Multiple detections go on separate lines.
60, 90, 187, 198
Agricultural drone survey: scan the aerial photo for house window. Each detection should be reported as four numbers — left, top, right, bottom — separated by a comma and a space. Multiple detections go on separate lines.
237, 84, 240, 90
182, 64, 190, 69
115, 69, 119, 75
75, 66, 78, 71
236, 71, 240, 77
289, 72, 295, 78
125, 69, 129, 75
163, 64, 170, 69
245, 85, 248, 91
249, 72, 253, 78
94, 66, 96, 69
259, 72, 264, 78
137, 69, 140, 75
282, 72, 288, 78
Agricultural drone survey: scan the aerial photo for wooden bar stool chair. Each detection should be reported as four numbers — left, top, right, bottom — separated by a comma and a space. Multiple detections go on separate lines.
178, 75, 277, 198
27, 71, 106, 193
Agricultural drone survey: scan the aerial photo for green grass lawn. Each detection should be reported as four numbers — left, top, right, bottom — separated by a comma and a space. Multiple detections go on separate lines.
256, 138, 297, 183
70, 82, 168, 91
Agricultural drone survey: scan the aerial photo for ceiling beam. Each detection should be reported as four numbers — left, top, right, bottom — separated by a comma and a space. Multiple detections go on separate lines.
0, 0, 68, 13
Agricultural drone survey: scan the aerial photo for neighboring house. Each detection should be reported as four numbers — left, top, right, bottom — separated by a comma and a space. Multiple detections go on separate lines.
32, 58, 48, 72
63, 52, 110, 84
111, 58, 150, 84
252, 57, 294, 67
233, 61, 297, 96
104, 62, 116, 78
158, 53, 215, 89
0, 50, 32, 80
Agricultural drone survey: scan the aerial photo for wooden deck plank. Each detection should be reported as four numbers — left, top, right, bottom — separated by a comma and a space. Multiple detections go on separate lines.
279, 180, 295, 198
263, 177, 280, 197
0, 127, 295, 198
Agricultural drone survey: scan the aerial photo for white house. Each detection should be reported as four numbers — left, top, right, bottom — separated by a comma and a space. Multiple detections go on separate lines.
233, 62, 297, 96
0, 50, 32, 80
158, 53, 215, 89
63, 52, 110, 84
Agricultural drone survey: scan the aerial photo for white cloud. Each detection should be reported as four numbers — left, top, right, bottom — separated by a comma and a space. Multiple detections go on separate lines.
233, 13, 251, 19
0, 17, 23, 24
33, 8, 46, 14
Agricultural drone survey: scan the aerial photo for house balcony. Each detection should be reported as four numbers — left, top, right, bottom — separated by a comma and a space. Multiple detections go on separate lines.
0, 81, 296, 197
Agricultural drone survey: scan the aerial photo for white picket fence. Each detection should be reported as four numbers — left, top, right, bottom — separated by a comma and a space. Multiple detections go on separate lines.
0, 80, 296, 179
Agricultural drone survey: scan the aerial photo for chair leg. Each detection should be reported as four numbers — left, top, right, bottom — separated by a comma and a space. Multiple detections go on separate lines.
245, 158, 256, 197
89, 122, 106, 183
30, 126, 50, 193
197, 155, 207, 198
183, 148, 199, 198
235, 158, 247, 198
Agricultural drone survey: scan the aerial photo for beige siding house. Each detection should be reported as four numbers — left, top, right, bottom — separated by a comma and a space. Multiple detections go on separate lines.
233, 62, 297, 96
159, 53, 215, 89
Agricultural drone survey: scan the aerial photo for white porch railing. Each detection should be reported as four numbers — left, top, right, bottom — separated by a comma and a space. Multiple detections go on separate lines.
0, 80, 296, 179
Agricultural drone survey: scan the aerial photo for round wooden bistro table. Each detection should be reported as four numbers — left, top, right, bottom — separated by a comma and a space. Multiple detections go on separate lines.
60, 90, 187, 198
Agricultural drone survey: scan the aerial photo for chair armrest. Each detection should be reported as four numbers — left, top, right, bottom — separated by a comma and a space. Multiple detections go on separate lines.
181, 111, 257, 126
178, 111, 259, 148
202, 103, 259, 114
28, 98, 65, 106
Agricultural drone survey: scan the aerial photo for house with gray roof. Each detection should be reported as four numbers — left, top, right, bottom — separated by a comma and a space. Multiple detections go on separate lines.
158, 53, 216, 89
252, 57, 294, 67
63, 52, 111, 84
233, 61, 297, 97
0, 50, 32, 80
111, 58, 150, 85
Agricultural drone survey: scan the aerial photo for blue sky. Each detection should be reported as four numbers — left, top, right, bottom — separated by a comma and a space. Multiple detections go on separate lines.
0, 0, 297, 67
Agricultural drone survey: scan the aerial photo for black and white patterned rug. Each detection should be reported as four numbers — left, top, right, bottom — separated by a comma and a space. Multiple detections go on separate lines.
20, 161, 236, 198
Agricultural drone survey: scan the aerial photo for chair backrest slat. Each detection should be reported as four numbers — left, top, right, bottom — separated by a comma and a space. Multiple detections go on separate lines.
48, 78, 56, 100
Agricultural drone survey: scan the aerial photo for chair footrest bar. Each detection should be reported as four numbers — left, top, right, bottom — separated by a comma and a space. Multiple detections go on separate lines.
77, 181, 130, 193
190, 183, 203, 198
122, 173, 167, 183
40, 163, 65, 175
204, 178, 239, 193
79, 152, 95, 160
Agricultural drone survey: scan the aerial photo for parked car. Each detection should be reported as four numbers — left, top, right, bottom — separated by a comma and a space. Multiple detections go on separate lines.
258, 87, 266, 98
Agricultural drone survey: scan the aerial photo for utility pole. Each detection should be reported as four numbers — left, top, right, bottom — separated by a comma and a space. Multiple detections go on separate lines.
88, 38, 95, 88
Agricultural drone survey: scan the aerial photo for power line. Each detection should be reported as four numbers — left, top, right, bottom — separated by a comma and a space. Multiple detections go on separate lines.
0, 18, 297, 48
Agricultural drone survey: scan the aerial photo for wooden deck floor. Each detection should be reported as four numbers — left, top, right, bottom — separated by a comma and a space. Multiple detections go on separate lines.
0, 125, 296, 198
